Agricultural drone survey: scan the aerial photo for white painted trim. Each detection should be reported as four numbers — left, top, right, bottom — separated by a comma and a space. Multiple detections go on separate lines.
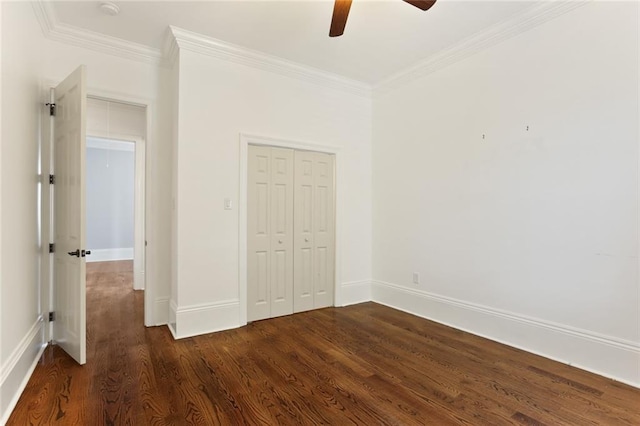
154, 297, 170, 326
340, 280, 372, 307
32, 0, 589, 98
169, 26, 371, 98
87, 137, 135, 152
371, 280, 640, 388
374, 0, 589, 95
31, 1, 163, 66
133, 138, 146, 291
162, 26, 180, 66
86, 248, 134, 263
84, 90, 156, 327
0, 318, 46, 425
239, 133, 343, 326
168, 299, 178, 338
637, 0, 640, 362
172, 300, 240, 339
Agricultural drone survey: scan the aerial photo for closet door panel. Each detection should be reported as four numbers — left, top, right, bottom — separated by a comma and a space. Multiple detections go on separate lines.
270, 148, 294, 318
294, 151, 315, 313
247, 146, 272, 321
313, 153, 335, 309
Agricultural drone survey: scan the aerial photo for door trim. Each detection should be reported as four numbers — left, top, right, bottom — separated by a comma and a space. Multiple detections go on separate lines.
239, 133, 342, 326
85, 91, 154, 326
41, 82, 159, 329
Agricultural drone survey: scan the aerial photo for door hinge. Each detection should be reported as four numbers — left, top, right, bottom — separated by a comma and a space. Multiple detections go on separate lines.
48, 312, 55, 322
46, 102, 56, 116
49, 243, 55, 253
49, 174, 55, 185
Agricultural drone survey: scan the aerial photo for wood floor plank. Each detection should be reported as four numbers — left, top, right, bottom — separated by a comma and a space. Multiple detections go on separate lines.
6, 260, 640, 425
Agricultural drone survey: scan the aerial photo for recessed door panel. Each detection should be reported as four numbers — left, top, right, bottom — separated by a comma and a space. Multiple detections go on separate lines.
255, 251, 269, 304
273, 250, 287, 302
316, 247, 328, 296
274, 184, 287, 235
256, 183, 268, 235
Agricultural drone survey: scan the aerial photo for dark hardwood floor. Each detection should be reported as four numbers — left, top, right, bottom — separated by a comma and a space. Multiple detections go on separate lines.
7, 260, 640, 425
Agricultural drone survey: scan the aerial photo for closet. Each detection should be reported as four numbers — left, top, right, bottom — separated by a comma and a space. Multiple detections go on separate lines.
247, 145, 335, 322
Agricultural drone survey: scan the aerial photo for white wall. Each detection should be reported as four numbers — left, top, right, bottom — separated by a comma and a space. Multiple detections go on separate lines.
0, 3, 172, 421
372, 2, 640, 386
0, 2, 46, 422
86, 143, 135, 258
170, 47, 373, 337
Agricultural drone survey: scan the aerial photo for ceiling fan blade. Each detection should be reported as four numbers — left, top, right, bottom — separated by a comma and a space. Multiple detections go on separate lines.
329, 0, 352, 37
402, 0, 437, 11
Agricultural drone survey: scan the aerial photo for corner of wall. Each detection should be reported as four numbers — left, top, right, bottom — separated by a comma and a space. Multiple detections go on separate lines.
171, 300, 240, 339
340, 280, 372, 307
0, 319, 47, 424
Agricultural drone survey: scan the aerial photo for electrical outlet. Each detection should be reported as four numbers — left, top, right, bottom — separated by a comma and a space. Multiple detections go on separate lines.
412, 272, 420, 285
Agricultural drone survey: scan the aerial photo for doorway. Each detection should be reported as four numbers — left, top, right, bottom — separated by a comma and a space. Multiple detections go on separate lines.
43, 66, 151, 364
85, 98, 146, 292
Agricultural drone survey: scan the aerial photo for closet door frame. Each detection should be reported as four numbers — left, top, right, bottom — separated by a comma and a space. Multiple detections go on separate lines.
239, 134, 342, 326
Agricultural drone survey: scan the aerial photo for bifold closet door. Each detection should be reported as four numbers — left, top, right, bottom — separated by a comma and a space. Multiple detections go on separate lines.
293, 151, 335, 313
247, 146, 294, 322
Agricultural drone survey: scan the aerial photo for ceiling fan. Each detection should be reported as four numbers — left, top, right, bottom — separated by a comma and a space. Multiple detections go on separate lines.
330, 0, 437, 37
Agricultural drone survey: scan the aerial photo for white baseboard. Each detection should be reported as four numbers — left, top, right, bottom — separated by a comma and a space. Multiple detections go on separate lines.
86, 247, 133, 262
154, 297, 169, 326
371, 280, 640, 388
0, 318, 46, 425
340, 280, 372, 306
171, 299, 240, 339
168, 299, 178, 338
133, 271, 145, 291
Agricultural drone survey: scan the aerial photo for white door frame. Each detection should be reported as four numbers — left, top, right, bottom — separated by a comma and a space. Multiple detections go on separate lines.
84, 134, 146, 292
239, 133, 343, 326
42, 84, 158, 331
85, 92, 153, 326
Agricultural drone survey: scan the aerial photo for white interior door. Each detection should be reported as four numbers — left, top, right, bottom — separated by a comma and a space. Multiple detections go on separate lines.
53, 65, 87, 365
247, 145, 272, 321
293, 151, 315, 312
311, 152, 335, 309
269, 148, 294, 317
247, 145, 295, 321
294, 151, 335, 313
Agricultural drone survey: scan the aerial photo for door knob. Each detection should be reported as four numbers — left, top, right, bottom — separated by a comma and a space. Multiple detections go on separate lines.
305, 238, 309, 242
68, 249, 80, 257
278, 240, 283, 244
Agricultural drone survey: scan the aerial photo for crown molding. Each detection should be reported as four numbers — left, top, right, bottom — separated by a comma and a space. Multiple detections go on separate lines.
169, 26, 372, 98
374, 0, 591, 96
32, 0, 163, 66
31, 0, 590, 97
162, 27, 180, 67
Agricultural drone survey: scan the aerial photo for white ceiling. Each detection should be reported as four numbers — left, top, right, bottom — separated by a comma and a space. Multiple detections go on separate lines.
49, 0, 537, 84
